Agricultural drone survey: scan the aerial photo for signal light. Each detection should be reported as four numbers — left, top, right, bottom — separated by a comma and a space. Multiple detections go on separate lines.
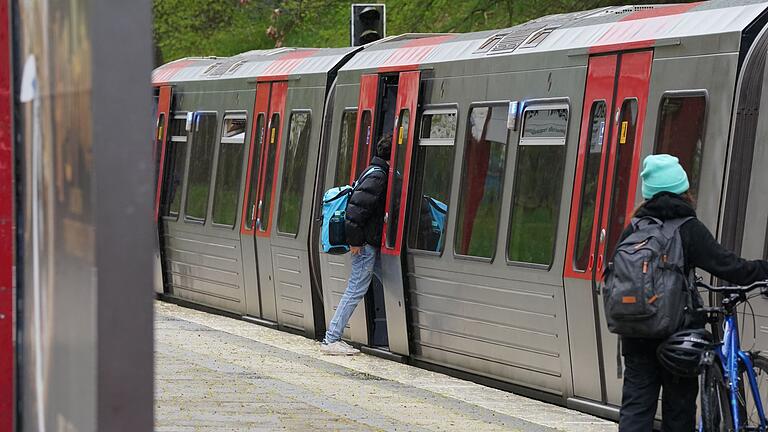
351, 4, 385, 46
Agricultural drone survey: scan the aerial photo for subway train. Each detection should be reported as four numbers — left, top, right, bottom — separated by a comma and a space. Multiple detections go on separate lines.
151, 0, 768, 420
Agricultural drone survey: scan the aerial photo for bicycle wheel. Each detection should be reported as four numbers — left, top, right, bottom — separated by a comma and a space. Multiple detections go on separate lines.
745, 354, 768, 428
701, 360, 734, 432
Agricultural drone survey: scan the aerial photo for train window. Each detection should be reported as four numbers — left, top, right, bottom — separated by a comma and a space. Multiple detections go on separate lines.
419, 111, 457, 141
454, 105, 509, 259
211, 114, 247, 227
605, 99, 639, 260
334, 110, 356, 186
386, 109, 410, 248
655, 94, 706, 202
244, 114, 265, 230
573, 101, 606, 271
277, 111, 312, 236
408, 109, 457, 253
161, 116, 188, 218
507, 105, 568, 267
355, 110, 373, 178
184, 112, 218, 222
154, 113, 165, 190
221, 116, 247, 140
257, 113, 280, 232
520, 107, 568, 144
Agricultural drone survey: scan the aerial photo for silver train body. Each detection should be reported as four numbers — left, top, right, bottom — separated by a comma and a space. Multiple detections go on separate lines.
152, 0, 768, 419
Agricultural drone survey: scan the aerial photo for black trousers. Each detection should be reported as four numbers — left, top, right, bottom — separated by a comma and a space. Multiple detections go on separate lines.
619, 351, 699, 431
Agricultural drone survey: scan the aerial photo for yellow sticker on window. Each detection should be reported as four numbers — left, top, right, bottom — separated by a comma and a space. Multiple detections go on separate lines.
620, 121, 628, 144
270, 128, 276, 144
398, 126, 404, 145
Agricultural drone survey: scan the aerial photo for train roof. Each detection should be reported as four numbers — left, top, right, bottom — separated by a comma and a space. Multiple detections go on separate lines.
152, 46, 357, 85
153, 0, 768, 85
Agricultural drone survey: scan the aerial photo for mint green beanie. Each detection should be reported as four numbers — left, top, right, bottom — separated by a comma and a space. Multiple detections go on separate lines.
640, 154, 689, 199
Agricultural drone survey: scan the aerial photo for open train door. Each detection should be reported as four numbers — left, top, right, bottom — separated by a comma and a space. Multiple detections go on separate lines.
323, 73, 381, 346
379, 70, 420, 356
153, 85, 173, 294
564, 51, 652, 412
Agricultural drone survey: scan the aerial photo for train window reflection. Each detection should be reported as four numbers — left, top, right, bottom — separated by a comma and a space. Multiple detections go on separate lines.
334, 110, 356, 186
409, 109, 457, 252
420, 111, 457, 140
161, 116, 188, 218
277, 111, 312, 236
355, 110, 373, 178
244, 114, 265, 230
222, 116, 247, 140
605, 99, 639, 260
155, 113, 165, 191
573, 101, 606, 271
655, 94, 706, 202
521, 107, 568, 143
184, 112, 217, 222
454, 105, 508, 259
257, 113, 280, 232
386, 109, 410, 248
508, 105, 568, 266
212, 114, 247, 227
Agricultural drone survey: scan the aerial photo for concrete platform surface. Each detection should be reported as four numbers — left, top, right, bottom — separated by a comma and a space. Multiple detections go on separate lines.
155, 301, 618, 432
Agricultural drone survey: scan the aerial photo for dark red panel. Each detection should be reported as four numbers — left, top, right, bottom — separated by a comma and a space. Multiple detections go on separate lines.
240, 82, 271, 234
255, 81, 287, 237
153, 85, 172, 221
350, 74, 379, 182
563, 54, 618, 280
0, 0, 11, 428
381, 70, 420, 255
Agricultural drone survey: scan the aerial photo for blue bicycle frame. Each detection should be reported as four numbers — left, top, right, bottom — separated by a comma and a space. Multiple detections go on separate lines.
717, 313, 767, 430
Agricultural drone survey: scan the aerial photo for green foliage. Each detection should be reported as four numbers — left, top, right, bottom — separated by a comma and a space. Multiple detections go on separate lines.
153, 0, 701, 65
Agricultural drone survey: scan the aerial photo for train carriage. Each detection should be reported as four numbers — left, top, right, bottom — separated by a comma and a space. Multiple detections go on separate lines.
152, 0, 768, 420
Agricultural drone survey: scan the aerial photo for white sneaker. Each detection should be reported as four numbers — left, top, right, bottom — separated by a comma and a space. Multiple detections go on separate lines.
320, 340, 360, 356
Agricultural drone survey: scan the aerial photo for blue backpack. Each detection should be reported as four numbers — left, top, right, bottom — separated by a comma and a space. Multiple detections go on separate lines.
420, 196, 448, 252
320, 166, 384, 254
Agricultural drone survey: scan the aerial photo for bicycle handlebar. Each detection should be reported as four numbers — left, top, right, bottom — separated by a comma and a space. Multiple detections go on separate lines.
696, 279, 768, 295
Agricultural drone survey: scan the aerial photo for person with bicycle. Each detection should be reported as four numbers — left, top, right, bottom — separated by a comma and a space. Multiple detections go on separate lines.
615, 154, 768, 431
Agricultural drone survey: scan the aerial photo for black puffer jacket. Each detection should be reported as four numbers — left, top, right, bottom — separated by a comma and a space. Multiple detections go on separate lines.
620, 192, 768, 354
345, 156, 389, 247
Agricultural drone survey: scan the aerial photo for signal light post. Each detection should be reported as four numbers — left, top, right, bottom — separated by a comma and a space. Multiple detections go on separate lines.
351, 4, 386, 46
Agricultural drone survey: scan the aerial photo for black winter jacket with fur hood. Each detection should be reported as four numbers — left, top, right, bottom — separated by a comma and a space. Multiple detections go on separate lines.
345, 156, 390, 247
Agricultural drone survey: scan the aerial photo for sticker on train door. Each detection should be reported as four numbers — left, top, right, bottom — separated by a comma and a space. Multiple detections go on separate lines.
620, 121, 628, 144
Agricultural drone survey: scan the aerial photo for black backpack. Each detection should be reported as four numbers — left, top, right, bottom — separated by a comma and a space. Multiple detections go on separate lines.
603, 216, 696, 339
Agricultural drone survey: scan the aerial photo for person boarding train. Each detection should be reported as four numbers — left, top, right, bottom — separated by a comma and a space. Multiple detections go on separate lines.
320, 134, 392, 355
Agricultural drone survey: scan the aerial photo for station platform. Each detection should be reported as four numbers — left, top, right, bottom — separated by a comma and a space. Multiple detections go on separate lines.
155, 301, 618, 431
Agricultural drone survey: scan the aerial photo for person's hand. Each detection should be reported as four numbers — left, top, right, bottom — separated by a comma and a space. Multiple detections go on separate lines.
350, 246, 362, 255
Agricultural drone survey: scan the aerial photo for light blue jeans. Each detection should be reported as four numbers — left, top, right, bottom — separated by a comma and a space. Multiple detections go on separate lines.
324, 244, 381, 344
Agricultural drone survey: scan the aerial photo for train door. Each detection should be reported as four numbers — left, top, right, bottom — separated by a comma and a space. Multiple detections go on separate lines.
326, 73, 380, 345
153, 85, 173, 295
564, 51, 652, 408
379, 70, 420, 356
251, 81, 288, 322
241, 82, 271, 320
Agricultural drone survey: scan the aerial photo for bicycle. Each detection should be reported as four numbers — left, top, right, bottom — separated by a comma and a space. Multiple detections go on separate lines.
697, 279, 768, 431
